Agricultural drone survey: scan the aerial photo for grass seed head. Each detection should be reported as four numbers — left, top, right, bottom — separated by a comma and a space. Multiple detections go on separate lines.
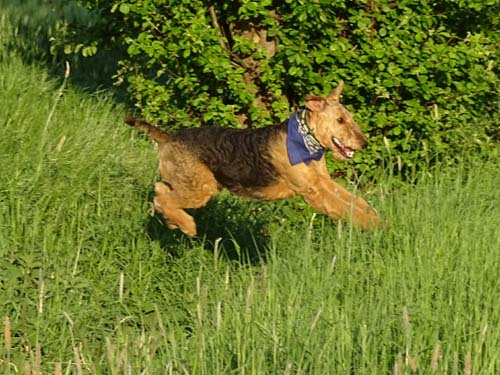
402, 306, 411, 336
464, 351, 472, 375
392, 353, 403, 375
4, 316, 11, 352
431, 342, 441, 372
407, 355, 418, 374
34, 345, 42, 375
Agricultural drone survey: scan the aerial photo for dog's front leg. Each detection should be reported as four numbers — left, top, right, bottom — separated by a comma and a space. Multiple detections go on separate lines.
301, 178, 380, 229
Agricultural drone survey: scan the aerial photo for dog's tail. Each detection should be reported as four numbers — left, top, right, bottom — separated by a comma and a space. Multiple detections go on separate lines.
124, 115, 169, 144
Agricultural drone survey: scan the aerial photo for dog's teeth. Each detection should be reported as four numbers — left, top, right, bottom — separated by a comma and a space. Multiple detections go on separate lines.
333, 137, 355, 158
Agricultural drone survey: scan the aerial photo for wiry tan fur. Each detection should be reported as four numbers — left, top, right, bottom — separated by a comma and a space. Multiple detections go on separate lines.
125, 81, 381, 236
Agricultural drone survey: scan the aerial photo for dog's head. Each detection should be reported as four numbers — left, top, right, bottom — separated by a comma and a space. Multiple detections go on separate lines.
305, 81, 368, 162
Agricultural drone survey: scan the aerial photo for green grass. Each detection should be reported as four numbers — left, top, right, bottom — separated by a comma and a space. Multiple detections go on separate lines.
1, 3, 500, 374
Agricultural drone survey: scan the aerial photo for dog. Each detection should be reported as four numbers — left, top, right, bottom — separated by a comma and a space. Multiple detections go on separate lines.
124, 81, 380, 236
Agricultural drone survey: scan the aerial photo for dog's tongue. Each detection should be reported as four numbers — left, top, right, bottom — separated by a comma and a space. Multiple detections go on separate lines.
333, 137, 355, 158
343, 146, 355, 158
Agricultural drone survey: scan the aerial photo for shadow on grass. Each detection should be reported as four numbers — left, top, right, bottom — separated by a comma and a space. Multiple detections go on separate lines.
145, 195, 274, 265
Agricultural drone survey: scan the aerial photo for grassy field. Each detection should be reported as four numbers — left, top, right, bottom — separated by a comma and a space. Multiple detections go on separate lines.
1, 2, 500, 374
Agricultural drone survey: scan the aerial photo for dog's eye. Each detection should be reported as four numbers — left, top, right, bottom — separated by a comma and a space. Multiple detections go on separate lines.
337, 117, 344, 124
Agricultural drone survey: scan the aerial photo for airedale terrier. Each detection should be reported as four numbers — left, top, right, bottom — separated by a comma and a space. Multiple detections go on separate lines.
124, 81, 380, 236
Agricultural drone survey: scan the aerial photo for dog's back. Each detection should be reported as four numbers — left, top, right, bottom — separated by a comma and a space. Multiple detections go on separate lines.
170, 122, 287, 193
125, 115, 288, 193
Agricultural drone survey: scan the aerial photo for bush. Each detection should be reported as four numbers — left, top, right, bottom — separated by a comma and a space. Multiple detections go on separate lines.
54, 0, 499, 178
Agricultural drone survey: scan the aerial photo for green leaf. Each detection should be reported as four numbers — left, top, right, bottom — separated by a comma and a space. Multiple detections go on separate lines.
357, 17, 371, 29
119, 3, 130, 14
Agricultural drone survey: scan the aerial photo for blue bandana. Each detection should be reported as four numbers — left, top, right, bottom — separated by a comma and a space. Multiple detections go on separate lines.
286, 111, 324, 166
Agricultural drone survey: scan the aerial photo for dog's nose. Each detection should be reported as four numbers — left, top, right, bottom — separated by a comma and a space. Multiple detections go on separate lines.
354, 129, 368, 149
360, 137, 368, 149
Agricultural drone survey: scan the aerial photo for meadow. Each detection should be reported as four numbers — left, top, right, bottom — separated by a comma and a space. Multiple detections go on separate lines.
1, 1, 500, 374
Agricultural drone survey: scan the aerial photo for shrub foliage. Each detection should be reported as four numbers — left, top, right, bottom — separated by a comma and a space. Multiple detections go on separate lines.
55, 0, 499, 176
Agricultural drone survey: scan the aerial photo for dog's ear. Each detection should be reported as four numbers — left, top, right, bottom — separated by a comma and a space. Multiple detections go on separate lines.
305, 95, 327, 112
326, 80, 344, 103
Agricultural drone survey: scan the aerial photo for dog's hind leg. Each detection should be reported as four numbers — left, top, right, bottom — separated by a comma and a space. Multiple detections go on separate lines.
153, 178, 219, 237
152, 145, 221, 236
153, 182, 196, 236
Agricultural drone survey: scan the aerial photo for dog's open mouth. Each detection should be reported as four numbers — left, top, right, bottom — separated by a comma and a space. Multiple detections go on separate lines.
333, 137, 355, 159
